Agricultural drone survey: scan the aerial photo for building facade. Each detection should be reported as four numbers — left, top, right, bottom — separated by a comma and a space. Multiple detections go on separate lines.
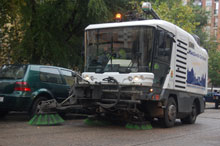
193, 0, 220, 49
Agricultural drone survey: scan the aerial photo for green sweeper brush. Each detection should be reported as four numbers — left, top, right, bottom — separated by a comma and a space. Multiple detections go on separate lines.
28, 113, 64, 126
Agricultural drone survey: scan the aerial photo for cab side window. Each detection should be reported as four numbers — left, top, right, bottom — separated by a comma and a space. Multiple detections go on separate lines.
61, 70, 75, 86
40, 68, 63, 84
157, 31, 173, 62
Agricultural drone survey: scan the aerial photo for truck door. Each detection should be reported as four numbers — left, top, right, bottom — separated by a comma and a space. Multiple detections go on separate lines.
152, 29, 173, 88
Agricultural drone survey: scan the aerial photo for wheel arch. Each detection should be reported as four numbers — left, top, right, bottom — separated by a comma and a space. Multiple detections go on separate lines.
29, 90, 54, 112
193, 98, 201, 115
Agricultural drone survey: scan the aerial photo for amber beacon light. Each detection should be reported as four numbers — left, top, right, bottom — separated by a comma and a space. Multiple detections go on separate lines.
115, 13, 122, 21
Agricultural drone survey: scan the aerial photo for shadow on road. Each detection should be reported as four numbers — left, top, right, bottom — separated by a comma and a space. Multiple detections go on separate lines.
0, 112, 29, 123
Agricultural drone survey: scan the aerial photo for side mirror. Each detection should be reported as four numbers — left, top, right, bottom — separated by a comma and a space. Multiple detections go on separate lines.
167, 33, 176, 43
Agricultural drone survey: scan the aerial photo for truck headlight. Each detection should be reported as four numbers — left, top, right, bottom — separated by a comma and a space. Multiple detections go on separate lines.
133, 76, 140, 81
84, 75, 90, 81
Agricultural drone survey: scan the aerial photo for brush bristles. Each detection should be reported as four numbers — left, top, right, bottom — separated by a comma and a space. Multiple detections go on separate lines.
28, 113, 64, 126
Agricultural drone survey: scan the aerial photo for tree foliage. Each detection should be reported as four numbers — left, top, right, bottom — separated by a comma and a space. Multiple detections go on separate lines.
208, 44, 220, 87
0, 0, 128, 69
153, 1, 199, 33
127, 0, 199, 33
0, 0, 24, 66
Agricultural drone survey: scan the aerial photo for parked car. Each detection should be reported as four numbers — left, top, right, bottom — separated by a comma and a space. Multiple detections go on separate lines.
204, 92, 220, 109
0, 64, 75, 118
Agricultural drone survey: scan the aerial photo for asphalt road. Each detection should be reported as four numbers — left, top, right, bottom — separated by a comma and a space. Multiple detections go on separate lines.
0, 103, 220, 146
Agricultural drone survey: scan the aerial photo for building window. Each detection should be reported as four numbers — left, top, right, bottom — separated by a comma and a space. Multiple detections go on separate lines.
214, 18, 218, 27
206, 0, 212, 6
216, 2, 219, 9
193, 0, 202, 6
215, 2, 219, 15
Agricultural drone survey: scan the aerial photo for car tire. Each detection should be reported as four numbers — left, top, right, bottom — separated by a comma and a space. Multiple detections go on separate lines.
215, 101, 219, 109
30, 96, 48, 118
163, 97, 177, 128
181, 102, 197, 124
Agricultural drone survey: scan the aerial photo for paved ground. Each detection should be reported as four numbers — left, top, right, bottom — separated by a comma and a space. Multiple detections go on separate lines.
0, 103, 220, 146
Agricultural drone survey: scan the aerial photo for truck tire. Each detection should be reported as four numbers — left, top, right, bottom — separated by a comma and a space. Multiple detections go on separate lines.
215, 101, 219, 109
181, 102, 197, 124
163, 97, 177, 128
29, 96, 48, 118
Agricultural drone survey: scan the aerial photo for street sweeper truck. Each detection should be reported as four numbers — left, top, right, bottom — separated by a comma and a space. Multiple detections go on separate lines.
29, 2, 208, 128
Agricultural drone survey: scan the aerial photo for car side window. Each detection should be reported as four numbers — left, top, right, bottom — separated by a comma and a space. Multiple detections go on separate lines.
40, 67, 63, 84
61, 70, 75, 86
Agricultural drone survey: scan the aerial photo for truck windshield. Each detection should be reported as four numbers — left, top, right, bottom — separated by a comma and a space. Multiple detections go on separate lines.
85, 26, 155, 73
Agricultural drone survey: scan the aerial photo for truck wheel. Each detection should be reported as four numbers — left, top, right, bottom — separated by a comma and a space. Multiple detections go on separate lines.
215, 101, 219, 109
30, 96, 48, 118
181, 102, 197, 124
163, 97, 177, 128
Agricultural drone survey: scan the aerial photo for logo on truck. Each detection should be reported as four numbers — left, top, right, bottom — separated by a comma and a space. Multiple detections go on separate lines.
187, 50, 207, 88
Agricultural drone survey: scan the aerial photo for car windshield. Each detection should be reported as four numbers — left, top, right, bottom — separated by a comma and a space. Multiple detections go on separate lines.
0, 65, 27, 79
85, 26, 155, 73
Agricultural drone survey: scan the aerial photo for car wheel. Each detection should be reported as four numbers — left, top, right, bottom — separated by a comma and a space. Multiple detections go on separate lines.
163, 97, 177, 128
30, 96, 48, 118
181, 102, 197, 124
215, 101, 219, 109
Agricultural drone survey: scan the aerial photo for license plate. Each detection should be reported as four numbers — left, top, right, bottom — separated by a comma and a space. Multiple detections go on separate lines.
0, 97, 4, 102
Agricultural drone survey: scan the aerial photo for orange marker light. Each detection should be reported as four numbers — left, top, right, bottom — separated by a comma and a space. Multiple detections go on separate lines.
155, 94, 160, 100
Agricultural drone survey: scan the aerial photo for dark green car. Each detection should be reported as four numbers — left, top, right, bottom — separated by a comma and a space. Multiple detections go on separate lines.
0, 64, 75, 118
